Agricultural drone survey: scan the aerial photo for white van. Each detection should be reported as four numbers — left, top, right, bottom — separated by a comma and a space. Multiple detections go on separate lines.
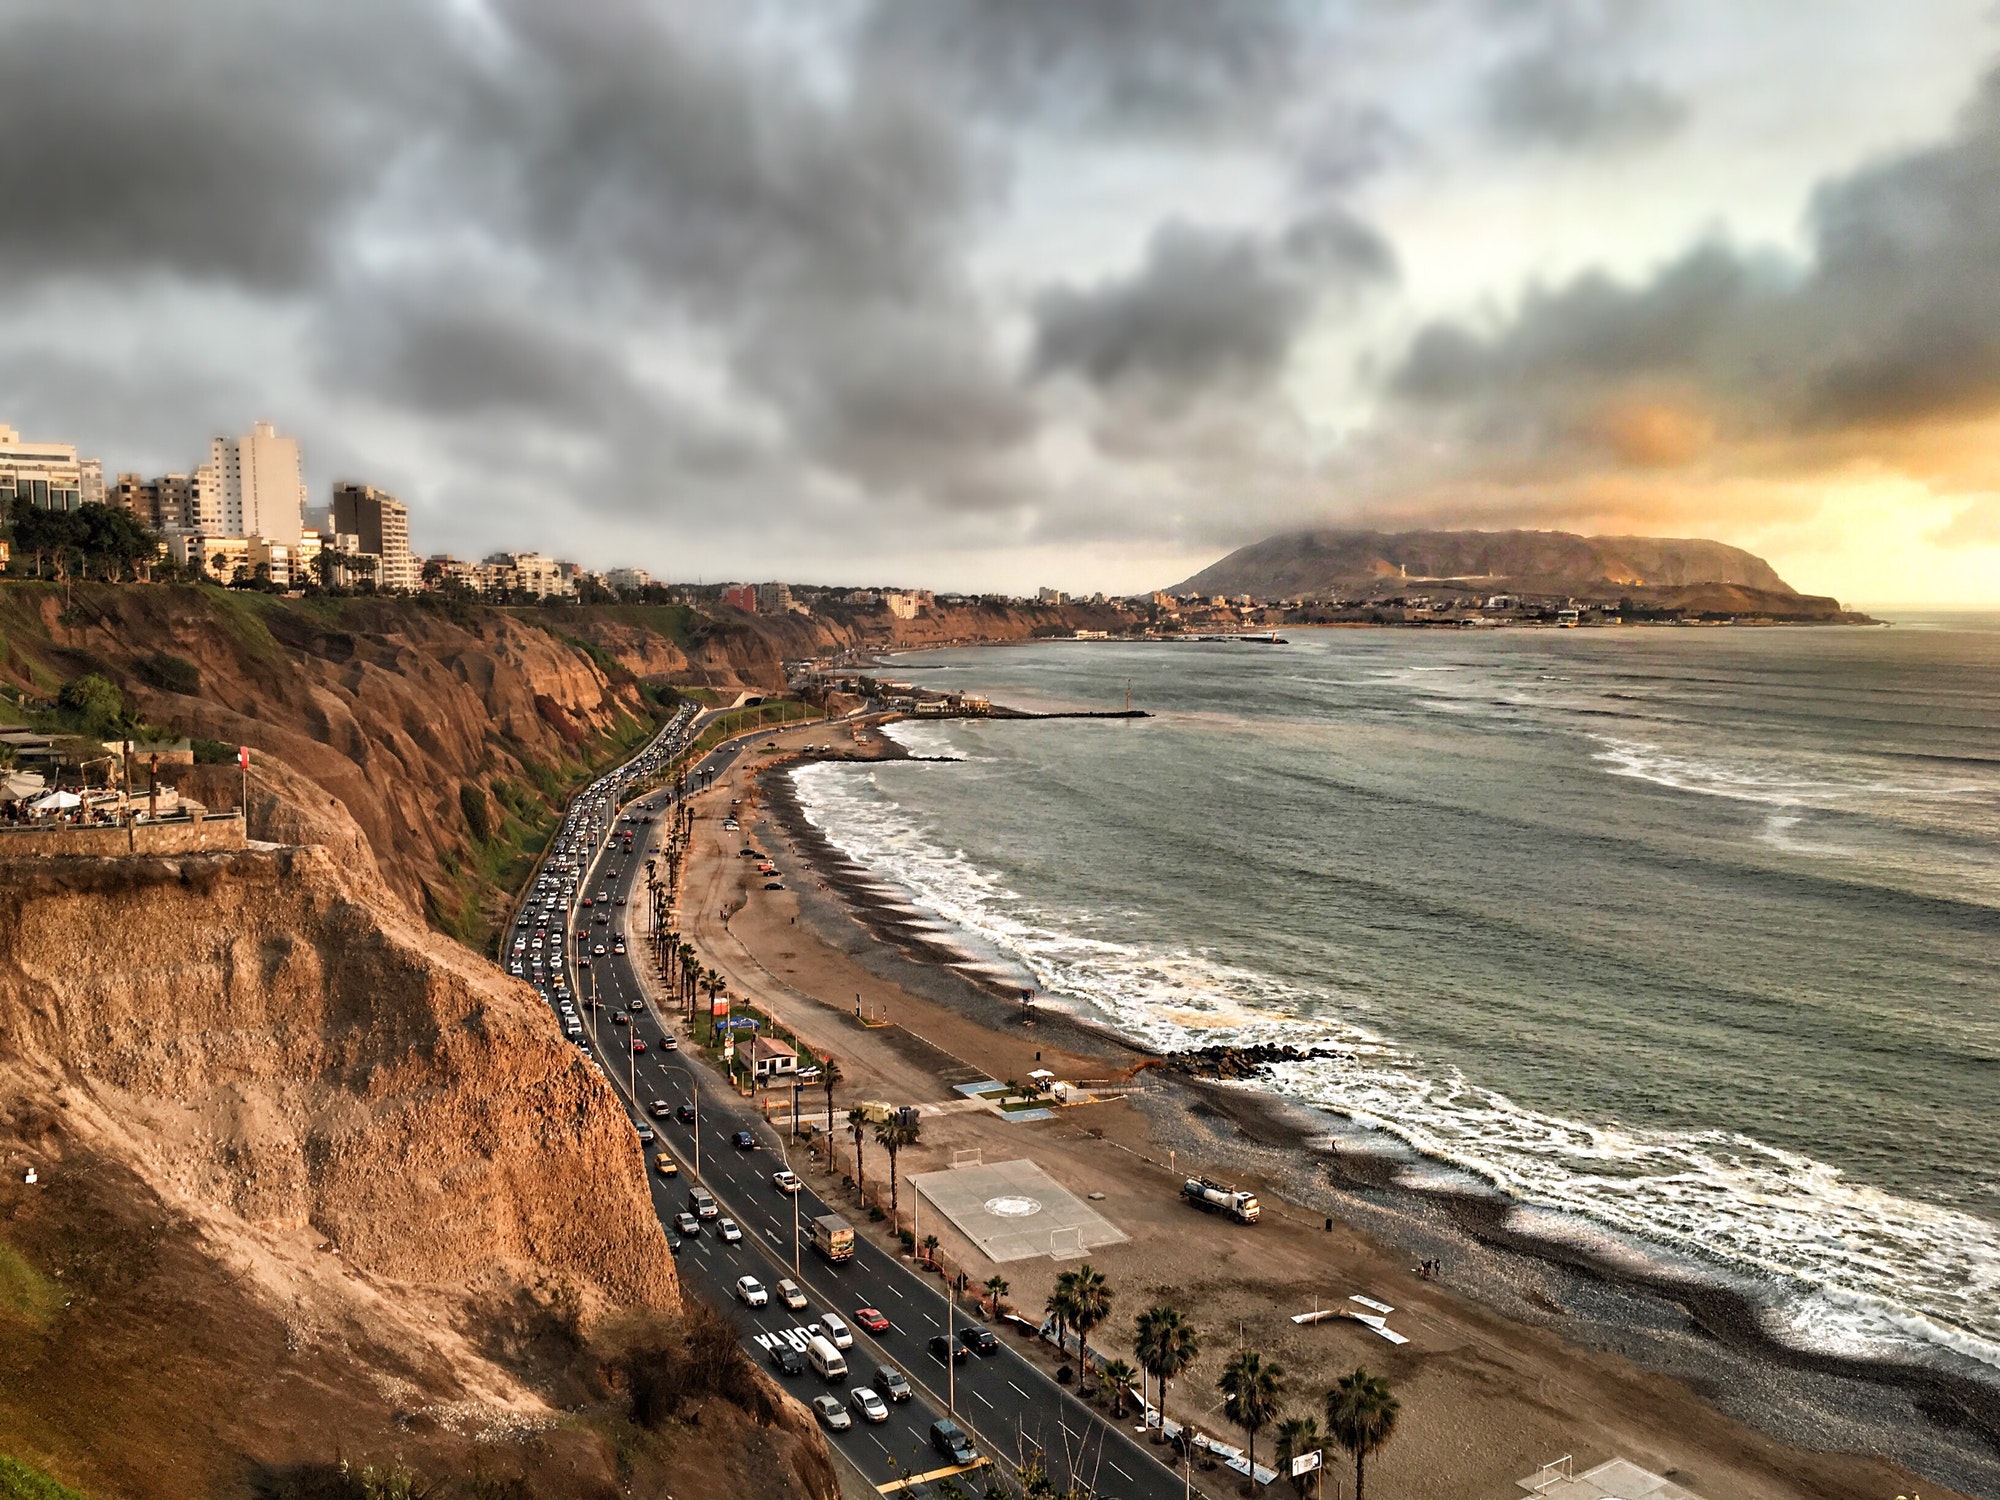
820, 1311, 853, 1349
806, 1334, 847, 1382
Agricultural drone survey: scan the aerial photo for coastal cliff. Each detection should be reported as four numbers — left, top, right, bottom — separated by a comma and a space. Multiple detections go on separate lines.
0, 841, 833, 1500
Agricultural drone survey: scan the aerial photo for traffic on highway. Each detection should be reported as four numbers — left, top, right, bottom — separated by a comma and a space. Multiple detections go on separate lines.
511, 704, 1187, 1500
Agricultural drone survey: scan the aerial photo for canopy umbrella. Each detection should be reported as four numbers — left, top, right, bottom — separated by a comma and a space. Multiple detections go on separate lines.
0, 772, 46, 802
29, 790, 82, 811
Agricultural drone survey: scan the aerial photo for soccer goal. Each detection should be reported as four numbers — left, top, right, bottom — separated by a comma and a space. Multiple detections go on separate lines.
1049, 1226, 1086, 1260
951, 1147, 983, 1169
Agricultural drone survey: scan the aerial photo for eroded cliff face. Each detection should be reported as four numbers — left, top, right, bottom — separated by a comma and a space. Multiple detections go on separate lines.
0, 844, 675, 1316
2, 585, 658, 932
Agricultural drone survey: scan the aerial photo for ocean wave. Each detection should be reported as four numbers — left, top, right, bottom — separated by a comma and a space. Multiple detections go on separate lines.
790, 757, 2000, 1380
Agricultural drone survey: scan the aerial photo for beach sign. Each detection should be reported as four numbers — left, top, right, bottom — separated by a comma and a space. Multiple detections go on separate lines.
1290, 1451, 1321, 1478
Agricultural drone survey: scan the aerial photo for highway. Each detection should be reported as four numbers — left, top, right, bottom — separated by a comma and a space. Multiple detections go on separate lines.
515, 711, 1192, 1500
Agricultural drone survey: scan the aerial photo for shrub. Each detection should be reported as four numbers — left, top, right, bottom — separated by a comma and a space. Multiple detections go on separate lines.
1056, 1364, 1073, 1385
459, 782, 493, 844
135, 651, 201, 695
56, 673, 124, 736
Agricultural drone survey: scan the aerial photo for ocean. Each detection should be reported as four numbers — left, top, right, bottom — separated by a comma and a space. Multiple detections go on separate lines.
788, 619, 2000, 1390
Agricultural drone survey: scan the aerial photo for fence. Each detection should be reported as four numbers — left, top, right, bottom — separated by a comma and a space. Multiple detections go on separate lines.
0, 810, 246, 857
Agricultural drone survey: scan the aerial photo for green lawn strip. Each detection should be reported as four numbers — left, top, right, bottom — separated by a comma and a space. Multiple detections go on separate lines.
0, 1454, 89, 1500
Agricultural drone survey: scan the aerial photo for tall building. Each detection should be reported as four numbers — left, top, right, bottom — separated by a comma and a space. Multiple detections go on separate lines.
606, 567, 652, 595
756, 580, 792, 613
330, 481, 415, 592
0, 424, 89, 511
210, 421, 305, 544
112, 473, 158, 522
721, 584, 757, 612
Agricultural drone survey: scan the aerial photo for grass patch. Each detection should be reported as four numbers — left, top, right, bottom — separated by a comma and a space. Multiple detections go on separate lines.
0, 1455, 86, 1500
0, 1241, 61, 1327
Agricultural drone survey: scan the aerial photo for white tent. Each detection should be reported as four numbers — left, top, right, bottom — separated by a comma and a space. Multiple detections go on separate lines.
29, 790, 82, 811
0, 772, 47, 802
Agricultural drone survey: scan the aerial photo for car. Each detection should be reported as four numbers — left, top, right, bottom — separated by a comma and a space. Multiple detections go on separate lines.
772, 1169, 802, 1195
927, 1333, 969, 1364
614, 897, 627, 906
577, 956, 590, 968
580, 897, 593, 907
633, 1120, 655, 1143
820, 1311, 852, 1349
628, 997, 645, 1011
674, 1212, 700, 1236
777, 1278, 809, 1310
658, 1035, 677, 1051
650, 1099, 671, 1118
871, 1366, 912, 1403
732, 1130, 757, 1150
612, 1011, 628, 1026
668, 1235, 683, 1256
676, 1103, 696, 1124
930, 1419, 977, 1467
957, 1324, 998, 1356
764, 881, 785, 891
849, 1386, 889, 1424
654, 1153, 678, 1177
852, 1307, 889, 1334
631, 1039, 646, 1054
811, 1395, 851, 1431
613, 941, 627, 953
769, 1344, 805, 1377
718, 1218, 743, 1243
735, 1276, 768, 1307
592, 944, 606, 956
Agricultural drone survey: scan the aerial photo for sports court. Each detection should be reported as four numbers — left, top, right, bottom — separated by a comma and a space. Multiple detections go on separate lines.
910, 1158, 1128, 1263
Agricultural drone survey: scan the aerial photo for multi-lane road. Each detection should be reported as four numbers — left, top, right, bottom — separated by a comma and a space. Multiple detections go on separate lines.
518, 713, 1193, 1500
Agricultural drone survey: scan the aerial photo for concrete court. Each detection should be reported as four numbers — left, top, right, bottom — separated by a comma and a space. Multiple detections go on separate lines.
911, 1158, 1129, 1263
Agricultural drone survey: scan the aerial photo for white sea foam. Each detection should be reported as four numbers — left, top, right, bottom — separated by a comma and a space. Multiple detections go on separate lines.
790, 754, 2000, 1380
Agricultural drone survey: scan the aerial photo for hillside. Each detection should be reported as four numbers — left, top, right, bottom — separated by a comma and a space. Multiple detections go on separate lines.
1169, 528, 1845, 611
0, 842, 833, 1499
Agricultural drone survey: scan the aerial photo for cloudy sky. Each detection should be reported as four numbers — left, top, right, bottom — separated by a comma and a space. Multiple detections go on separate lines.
5, 0, 2000, 601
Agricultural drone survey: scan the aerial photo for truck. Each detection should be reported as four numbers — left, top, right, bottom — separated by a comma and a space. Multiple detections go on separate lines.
1182, 1177, 1260, 1224
809, 1213, 856, 1262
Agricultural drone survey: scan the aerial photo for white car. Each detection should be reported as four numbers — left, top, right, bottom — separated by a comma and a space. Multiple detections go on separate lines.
849, 1386, 889, 1424
719, 1218, 743, 1243
735, 1276, 768, 1307
820, 1311, 853, 1349
777, 1278, 809, 1310
772, 1169, 802, 1195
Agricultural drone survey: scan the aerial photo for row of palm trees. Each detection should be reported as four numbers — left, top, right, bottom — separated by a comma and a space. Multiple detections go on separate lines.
1219, 1352, 1399, 1500
847, 1105, 923, 1217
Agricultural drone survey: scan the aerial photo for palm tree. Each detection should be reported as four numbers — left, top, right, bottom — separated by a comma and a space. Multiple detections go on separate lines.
920, 1232, 939, 1266
1045, 1273, 1079, 1355
1100, 1359, 1137, 1418
1324, 1368, 1399, 1500
1067, 1264, 1112, 1371
874, 1112, 922, 1219
820, 1056, 842, 1139
984, 1274, 1010, 1316
1219, 1350, 1285, 1490
1135, 1306, 1198, 1440
847, 1106, 870, 1195
1274, 1415, 1322, 1500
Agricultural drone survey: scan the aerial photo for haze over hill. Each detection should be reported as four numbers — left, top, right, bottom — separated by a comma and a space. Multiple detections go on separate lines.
1170, 528, 1848, 614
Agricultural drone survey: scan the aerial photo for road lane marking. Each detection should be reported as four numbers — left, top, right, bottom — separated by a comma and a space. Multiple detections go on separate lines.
973, 1390, 993, 1409
1107, 1461, 1131, 1482
1008, 1381, 1029, 1400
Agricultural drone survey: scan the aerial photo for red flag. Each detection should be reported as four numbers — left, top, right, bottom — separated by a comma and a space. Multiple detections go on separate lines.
238, 746, 250, 769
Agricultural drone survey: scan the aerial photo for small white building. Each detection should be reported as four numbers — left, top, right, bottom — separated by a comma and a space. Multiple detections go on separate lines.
752, 1035, 798, 1081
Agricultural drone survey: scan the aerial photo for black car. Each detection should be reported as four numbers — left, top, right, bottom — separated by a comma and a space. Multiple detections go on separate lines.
872, 1365, 912, 1403
676, 1103, 696, 1124
956, 1325, 998, 1356
769, 1344, 806, 1377
732, 1130, 757, 1150
927, 1334, 970, 1365
930, 1419, 977, 1466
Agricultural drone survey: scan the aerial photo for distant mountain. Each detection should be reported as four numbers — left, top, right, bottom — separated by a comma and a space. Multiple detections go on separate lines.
1171, 528, 1825, 607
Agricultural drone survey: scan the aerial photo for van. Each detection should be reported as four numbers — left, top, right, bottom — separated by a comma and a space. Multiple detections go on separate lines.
806, 1334, 847, 1382
689, 1187, 718, 1219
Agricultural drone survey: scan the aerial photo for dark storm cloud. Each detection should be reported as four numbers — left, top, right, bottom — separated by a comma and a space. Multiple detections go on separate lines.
1484, 46, 1687, 150
858, 0, 1312, 133
1391, 65, 2000, 465
0, 0, 441, 289
1033, 209, 1395, 391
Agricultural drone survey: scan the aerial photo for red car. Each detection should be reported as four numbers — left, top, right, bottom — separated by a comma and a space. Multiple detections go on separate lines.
631, 1039, 647, 1054
853, 1307, 890, 1335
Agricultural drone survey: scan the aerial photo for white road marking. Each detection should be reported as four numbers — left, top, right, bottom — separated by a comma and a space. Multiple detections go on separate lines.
1108, 1461, 1131, 1481
1008, 1381, 1029, 1400
973, 1390, 993, 1409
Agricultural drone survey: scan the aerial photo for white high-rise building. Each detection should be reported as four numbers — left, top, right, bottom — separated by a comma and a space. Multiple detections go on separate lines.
210, 421, 305, 545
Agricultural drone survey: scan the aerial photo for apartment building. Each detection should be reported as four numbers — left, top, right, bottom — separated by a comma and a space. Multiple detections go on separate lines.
210, 421, 306, 545
330, 482, 416, 592
0, 424, 94, 512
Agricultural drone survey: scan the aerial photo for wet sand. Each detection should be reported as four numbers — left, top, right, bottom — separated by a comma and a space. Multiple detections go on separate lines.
664, 716, 1989, 1500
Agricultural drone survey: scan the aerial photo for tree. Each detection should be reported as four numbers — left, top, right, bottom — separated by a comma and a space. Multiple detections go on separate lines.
1045, 1272, 1078, 1355
57, 674, 125, 737
874, 1111, 921, 1219
920, 1232, 939, 1266
820, 1056, 842, 1138
1100, 1359, 1137, 1418
847, 1105, 870, 1196
1219, 1350, 1284, 1490
1134, 1305, 1198, 1438
984, 1274, 1010, 1315
1275, 1415, 1322, 1500
1324, 1368, 1399, 1500
1067, 1264, 1112, 1370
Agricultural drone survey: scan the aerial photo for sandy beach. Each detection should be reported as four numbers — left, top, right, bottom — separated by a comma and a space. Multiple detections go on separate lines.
655, 715, 1980, 1500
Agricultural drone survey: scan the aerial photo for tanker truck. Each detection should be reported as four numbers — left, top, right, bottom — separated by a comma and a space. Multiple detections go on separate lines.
1182, 1177, 1260, 1224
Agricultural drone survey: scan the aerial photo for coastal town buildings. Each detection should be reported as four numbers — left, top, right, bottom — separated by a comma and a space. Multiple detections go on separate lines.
331, 481, 417, 592
605, 566, 652, 594
211, 421, 306, 545
722, 584, 758, 611
0, 424, 101, 512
